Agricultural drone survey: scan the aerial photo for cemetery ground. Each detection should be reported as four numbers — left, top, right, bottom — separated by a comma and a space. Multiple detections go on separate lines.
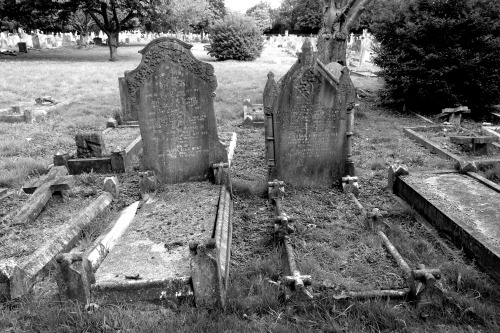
1, 44, 499, 332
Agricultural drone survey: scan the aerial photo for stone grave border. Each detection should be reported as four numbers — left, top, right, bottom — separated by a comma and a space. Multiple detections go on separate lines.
0, 177, 116, 301
482, 126, 500, 142
392, 169, 500, 283
57, 125, 143, 175
55, 133, 237, 306
0, 101, 73, 124
403, 125, 500, 169
269, 179, 441, 304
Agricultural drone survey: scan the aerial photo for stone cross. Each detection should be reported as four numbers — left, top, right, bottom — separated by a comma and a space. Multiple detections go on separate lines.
12, 166, 74, 225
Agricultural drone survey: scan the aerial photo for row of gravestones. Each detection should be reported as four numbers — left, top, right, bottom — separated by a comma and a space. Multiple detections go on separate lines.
122, 37, 356, 187
0, 32, 78, 51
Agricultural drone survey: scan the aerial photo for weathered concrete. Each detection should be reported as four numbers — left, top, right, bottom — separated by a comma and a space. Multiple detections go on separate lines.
394, 171, 500, 282
92, 183, 232, 306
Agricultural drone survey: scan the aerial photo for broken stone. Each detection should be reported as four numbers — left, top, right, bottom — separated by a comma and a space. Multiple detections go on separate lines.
106, 118, 118, 128
457, 161, 477, 174
387, 165, 409, 192
103, 177, 119, 197
75, 132, 105, 158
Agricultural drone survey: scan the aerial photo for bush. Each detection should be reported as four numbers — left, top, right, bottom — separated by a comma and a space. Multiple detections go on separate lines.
208, 12, 264, 61
370, 0, 500, 118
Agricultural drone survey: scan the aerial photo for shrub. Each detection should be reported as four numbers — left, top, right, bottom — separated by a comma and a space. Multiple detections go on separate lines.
208, 12, 264, 61
370, 0, 500, 118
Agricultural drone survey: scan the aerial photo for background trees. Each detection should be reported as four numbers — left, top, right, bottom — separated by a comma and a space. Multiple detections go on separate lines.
246, 2, 272, 33
370, 0, 500, 117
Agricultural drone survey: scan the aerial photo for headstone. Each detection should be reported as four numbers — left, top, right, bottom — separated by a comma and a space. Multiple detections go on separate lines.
263, 39, 356, 187
18, 42, 27, 53
93, 37, 103, 46
118, 72, 135, 121
126, 37, 227, 183
32, 35, 41, 49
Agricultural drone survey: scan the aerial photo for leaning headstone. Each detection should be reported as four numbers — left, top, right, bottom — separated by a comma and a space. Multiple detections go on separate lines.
126, 37, 227, 183
263, 39, 356, 187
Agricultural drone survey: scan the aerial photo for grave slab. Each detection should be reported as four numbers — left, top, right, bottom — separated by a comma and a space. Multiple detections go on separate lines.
394, 171, 500, 282
92, 182, 230, 304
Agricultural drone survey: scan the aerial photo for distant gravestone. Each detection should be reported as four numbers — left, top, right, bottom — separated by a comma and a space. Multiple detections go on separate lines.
32, 35, 41, 49
263, 39, 356, 187
118, 71, 135, 121
126, 37, 227, 183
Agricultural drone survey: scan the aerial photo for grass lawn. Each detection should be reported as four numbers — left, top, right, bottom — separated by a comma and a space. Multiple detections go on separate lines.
1, 43, 499, 332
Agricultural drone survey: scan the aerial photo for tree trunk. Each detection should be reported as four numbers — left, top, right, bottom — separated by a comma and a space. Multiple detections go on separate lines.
107, 32, 119, 62
201, 29, 204, 41
316, 0, 373, 65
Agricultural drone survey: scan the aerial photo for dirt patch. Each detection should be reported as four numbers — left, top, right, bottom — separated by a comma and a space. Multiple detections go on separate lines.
102, 127, 140, 155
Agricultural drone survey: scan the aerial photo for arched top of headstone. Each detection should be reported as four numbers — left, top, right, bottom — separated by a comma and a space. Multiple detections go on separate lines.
127, 37, 217, 99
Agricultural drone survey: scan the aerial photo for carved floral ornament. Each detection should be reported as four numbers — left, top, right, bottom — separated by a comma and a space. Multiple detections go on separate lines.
126, 38, 217, 110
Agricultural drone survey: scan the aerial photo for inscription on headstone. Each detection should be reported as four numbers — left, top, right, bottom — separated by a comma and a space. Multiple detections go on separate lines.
264, 39, 356, 187
126, 38, 227, 183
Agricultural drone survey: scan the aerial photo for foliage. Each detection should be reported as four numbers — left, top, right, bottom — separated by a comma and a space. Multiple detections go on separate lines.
208, 12, 263, 61
0, 0, 78, 32
246, 2, 272, 33
272, 0, 323, 33
165, 0, 210, 33
371, 0, 500, 117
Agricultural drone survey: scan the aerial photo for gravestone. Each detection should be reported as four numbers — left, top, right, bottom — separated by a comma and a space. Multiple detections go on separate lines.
32, 35, 41, 49
126, 37, 227, 183
75, 133, 105, 158
118, 71, 135, 121
18, 42, 27, 53
264, 39, 356, 187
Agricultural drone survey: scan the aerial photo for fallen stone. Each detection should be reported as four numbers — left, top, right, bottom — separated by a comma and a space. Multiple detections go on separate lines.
103, 177, 119, 197
106, 118, 118, 128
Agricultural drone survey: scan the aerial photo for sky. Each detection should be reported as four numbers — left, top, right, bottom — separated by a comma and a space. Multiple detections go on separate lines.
225, 0, 282, 13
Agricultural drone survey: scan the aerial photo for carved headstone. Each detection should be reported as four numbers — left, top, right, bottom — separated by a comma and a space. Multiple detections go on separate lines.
264, 38, 356, 187
126, 37, 227, 183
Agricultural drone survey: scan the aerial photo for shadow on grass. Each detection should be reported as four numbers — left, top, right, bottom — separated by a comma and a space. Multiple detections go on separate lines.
0, 45, 144, 63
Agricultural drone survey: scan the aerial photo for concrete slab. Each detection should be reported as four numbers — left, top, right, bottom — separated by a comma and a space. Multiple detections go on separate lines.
395, 171, 500, 282
93, 182, 220, 303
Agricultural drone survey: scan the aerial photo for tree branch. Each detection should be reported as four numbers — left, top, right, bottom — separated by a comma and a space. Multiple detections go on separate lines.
119, 10, 135, 27
343, 0, 373, 33
111, 3, 120, 31
87, 10, 108, 34
100, 2, 110, 29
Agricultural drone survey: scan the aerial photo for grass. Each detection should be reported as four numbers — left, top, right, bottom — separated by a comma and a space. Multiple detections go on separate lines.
1, 43, 500, 332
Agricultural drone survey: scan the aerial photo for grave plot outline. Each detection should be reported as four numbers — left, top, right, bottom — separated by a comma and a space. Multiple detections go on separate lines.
264, 39, 356, 187
125, 37, 227, 183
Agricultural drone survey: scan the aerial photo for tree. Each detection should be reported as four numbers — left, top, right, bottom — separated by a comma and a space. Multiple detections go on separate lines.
166, 0, 210, 35
1, 0, 78, 32
246, 2, 272, 33
192, 0, 226, 40
295, 0, 323, 32
67, 10, 96, 47
370, 0, 500, 116
271, 0, 323, 34
208, 12, 264, 61
76, 0, 161, 61
316, 0, 373, 65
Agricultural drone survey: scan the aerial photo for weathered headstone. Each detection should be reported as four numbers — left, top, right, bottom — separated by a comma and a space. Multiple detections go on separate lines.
118, 71, 135, 121
32, 35, 41, 49
263, 39, 356, 187
126, 37, 227, 183
18, 42, 27, 53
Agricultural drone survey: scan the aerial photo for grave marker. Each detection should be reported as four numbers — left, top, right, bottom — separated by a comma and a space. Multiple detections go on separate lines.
13, 166, 74, 225
263, 39, 356, 187
126, 37, 227, 183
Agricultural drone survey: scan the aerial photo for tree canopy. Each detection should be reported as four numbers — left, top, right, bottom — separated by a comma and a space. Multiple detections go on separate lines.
246, 2, 272, 33
370, 0, 500, 116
